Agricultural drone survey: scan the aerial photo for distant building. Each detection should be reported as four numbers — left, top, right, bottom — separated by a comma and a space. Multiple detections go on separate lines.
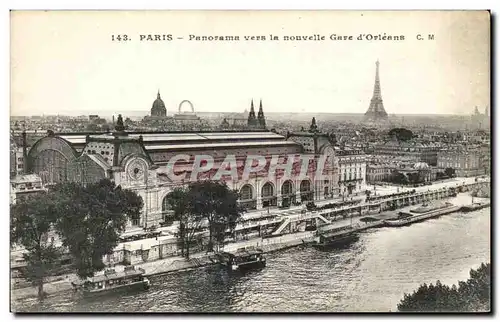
471, 106, 490, 130
220, 118, 230, 129
335, 146, 367, 196
437, 145, 489, 177
399, 162, 436, 183
372, 138, 441, 166
10, 134, 25, 178
10, 148, 24, 178
247, 99, 267, 130
173, 100, 202, 126
223, 111, 248, 128
143, 92, 207, 131
366, 161, 437, 185
366, 164, 392, 183
151, 90, 167, 117
10, 174, 45, 205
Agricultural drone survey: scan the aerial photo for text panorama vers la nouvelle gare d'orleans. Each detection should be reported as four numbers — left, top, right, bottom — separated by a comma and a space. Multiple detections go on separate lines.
110, 33, 436, 42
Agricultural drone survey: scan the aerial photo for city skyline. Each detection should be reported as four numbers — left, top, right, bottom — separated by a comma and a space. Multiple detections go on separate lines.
9, 10, 491, 314
11, 11, 490, 116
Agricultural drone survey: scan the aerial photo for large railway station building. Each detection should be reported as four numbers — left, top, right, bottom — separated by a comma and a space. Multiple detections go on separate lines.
24, 116, 343, 230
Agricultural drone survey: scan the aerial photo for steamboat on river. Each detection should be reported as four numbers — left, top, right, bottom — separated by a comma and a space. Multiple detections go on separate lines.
71, 265, 150, 297
215, 247, 267, 271
311, 231, 360, 250
383, 202, 461, 227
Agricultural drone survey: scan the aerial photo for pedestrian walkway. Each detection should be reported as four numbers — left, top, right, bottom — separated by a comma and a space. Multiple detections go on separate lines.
10, 176, 486, 263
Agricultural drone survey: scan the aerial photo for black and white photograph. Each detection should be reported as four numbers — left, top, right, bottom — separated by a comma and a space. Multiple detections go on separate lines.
9, 10, 491, 313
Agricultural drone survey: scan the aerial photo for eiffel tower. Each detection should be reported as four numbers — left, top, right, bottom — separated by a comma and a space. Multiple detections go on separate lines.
364, 60, 388, 120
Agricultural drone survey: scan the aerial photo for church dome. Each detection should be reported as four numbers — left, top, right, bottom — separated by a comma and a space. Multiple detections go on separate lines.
151, 91, 167, 117
413, 162, 429, 170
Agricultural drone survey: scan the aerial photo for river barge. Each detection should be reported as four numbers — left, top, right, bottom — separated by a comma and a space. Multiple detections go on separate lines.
312, 232, 359, 250
71, 265, 150, 297
461, 201, 490, 212
216, 247, 266, 271
383, 202, 460, 227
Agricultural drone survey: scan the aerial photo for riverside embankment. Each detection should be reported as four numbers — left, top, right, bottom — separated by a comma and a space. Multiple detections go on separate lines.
13, 199, 491, 313
11, 178, 489, 302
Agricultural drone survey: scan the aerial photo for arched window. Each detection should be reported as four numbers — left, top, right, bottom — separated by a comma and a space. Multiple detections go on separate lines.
300, 180, 311, 193
261, 182, 277, 208
239, 184, 256, 210
280, 180, 295, 207
262, 182, 274, 198
281, 180, 293, 196
240, 184, 253, 201
300, 179, 313, 202
161, 195, 175, 226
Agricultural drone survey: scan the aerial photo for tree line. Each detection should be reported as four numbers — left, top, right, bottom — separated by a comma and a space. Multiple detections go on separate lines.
397, 262, 490, 312
11, 179, 143, 299
11, 179, 243, 300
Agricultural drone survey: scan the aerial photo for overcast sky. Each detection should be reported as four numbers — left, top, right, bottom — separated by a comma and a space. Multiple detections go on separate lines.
10, 11, 490, 116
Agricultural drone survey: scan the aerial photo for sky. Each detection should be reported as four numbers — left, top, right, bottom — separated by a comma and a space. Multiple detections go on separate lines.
10, 10, 490, 116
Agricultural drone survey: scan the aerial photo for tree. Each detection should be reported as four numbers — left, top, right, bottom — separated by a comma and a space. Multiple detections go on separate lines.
101, 123, 111, 132
166, 186, 211, 259
165, 187, 191, 257
85, 123, 100, 132
388, 128, 414, 141
187, 181, 244, 252
458, 263, 491, 311
11, 193, 61, 299
445, 167, 456, 178
52, 179, 143, 279
390, 171, 409, 185
398, 262, 490, 312
407, 172, 421, 184
436, 171, 446, 179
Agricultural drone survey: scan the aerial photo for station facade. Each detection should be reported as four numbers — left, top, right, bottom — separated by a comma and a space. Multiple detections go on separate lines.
26, 118, 341, 229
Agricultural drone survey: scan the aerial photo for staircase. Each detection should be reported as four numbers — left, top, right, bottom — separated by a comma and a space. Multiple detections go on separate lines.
272, 218, 291, 235
314, 213, 330, 224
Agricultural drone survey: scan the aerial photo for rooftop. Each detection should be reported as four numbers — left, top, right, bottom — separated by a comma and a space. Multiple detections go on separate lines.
145, 140, 299, 151
57, 131, 285, 146
11, 174, 42, 184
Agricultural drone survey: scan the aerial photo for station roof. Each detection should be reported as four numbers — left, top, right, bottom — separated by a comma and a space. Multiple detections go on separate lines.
145, 140, 299, 151
55, 131, 298, 154
57, 131, 286, 145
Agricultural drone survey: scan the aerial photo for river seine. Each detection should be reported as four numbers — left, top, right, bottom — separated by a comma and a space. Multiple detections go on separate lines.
16, 208, 490, 312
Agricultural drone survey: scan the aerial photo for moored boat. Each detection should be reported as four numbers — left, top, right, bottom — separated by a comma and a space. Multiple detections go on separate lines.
71, 265, 150, 297
216, 247, 266, 271
312, 232, 359, 250
383, 202, 460, 227
461, 201, 490, 212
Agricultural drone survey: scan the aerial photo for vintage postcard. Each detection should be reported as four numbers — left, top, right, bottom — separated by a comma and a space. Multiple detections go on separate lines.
10, 10, 490, 313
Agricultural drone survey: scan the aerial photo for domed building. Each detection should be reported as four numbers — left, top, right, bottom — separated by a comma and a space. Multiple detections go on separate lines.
151, 91, 167, 117
413, 162, 430, 170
